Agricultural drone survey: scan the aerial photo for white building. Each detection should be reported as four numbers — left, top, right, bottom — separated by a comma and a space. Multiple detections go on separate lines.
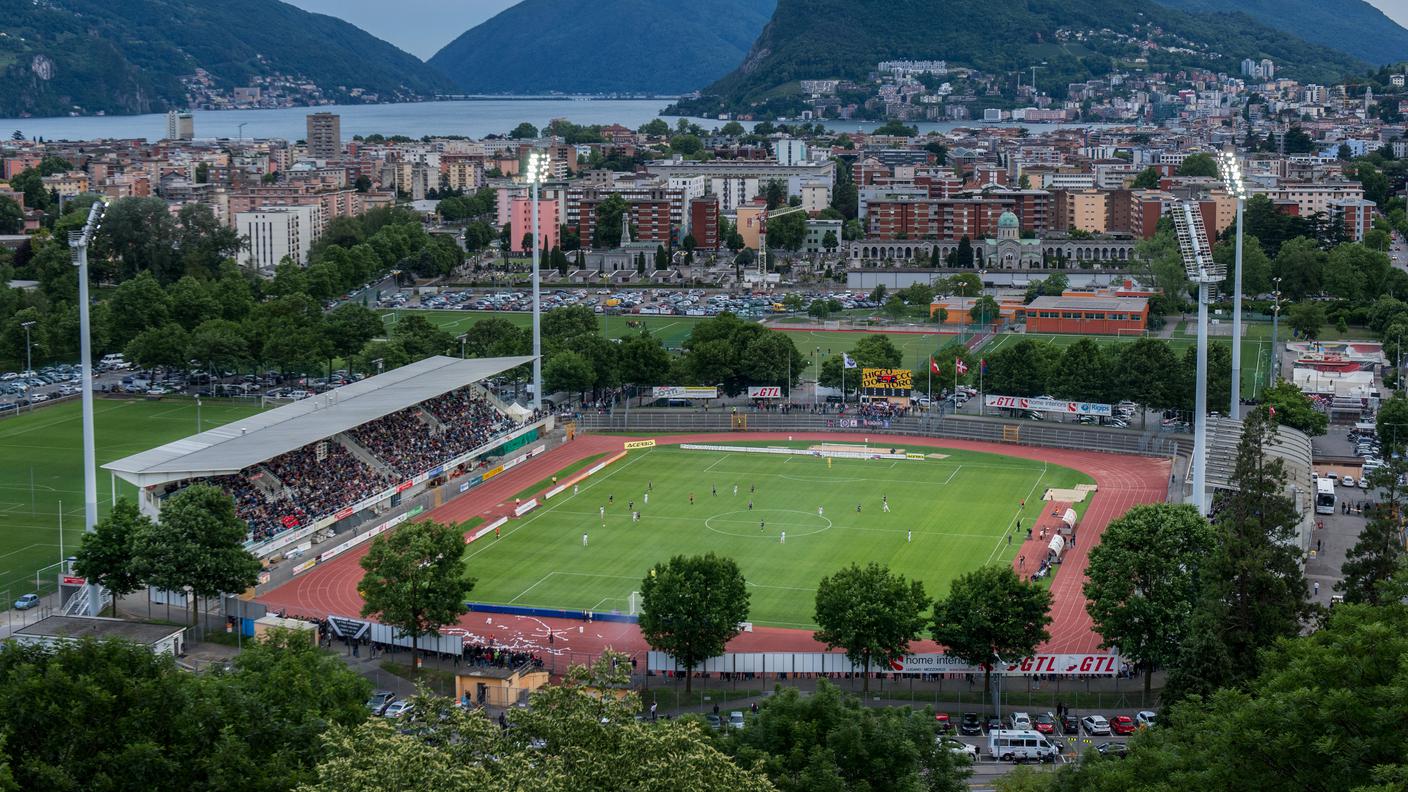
236, 205, 321, 272
800, 181, 832, 214
166, 110, 194, 141
773, 139, 809, 166
709, 176, 761, 214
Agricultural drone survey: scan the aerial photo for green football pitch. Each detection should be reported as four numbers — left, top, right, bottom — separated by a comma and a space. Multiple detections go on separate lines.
462, 443, 1092, 628
0, 398, 262, 600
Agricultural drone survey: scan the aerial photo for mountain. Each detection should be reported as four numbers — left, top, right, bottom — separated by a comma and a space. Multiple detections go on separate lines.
1151, 0, 1408, 67
0, 0, 455, 118
681, 0, 1365, 118
428, 0, 777, 95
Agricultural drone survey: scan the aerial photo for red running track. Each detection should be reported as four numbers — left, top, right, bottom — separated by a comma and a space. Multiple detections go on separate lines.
258, 432, 1168, 661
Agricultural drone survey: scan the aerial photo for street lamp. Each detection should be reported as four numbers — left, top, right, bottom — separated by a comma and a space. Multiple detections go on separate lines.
70, 199, 105, 615
457, 333, 468, 359
19, 320, 35, 376
1270, 277, 1283, 388
524, 150, 551, 410
1218, 151, 1248, 414
1172, 202, 1226, 515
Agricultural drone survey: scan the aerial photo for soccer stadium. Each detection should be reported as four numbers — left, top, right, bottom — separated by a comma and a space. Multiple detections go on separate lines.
97, 354, 1170, 675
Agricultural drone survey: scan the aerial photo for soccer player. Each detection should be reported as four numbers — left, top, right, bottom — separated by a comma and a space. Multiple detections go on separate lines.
712, 485, 717, 496
907, 530, 912, 543
582, 532, 589, 547
882, 496, 890, 513
643, 492, 649, 505
780, 531, 786, 544
748, 500, 753, 511
689, 492, 694, 505
818, 505, 824, 516
760, 519, 765, 531
599, 505, 605, 519
733, 484, 738, 496
629, 500, 634, 511
856, 503, 862, 513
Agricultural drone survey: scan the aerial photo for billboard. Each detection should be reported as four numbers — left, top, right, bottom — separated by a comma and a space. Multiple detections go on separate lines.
860, 368, 912, 399
748, 386, 783, 399
652, 386, 718, 399
984, 394, 1113, 417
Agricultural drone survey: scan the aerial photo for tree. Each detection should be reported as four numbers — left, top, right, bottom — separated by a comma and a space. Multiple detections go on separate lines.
186, 319, 249, 374
763, 180, 787, 210
812, 563, 929, 693
325, 303, 384, 360
873, 120, 919, 137
1212, 234, 1273, 296
821, 229, 839, 252
766, 211, 806, 251
1380, 392, 1408, 458
984, 339, 1060, 398
0, 196, 22, 234
96, 197, 181, 282
1051, 339, 1115, 404
73, 498, 150, 616
354, 174, 372, 193
954, 236, 974, 268
360, 520, 474, 667
931, 566, 1052, 693
304, 652, 772, 792
1338, 460, 1407, 606
590, 193, 630, 248
1165, 409, 1309, 701
851, 333, 903, 370
1259, 380, 1328, 436
107, 270, 171, 349
1273, 237, 1326, 300
133, 485, 262, 626
125, 323, 191, 371
970, 295, 999, 325
1288, 301, 1326, 339
1083, 503, 1216, 694
638, 554, 749, 694
1131, 167, 1162, 189
1176, 152, 1218, 178
544, 350, 594, 396
618, 333, 671, 388
716, 681, 968, 792
1119, 338, 1180, 422
509, 122, 538, 139
392, 314, 454, 359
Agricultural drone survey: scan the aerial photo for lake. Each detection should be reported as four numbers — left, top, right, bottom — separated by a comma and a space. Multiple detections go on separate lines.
0, 98, 1118, 142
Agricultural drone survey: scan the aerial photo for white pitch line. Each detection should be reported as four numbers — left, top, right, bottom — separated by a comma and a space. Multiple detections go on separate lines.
983, 462, 1049, 567
508, 571, 557, 604
940, 465, 964, 485
702, 455, 729, 473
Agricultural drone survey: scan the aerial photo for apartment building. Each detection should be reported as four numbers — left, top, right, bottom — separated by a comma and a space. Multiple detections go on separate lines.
236, 205, 321, 272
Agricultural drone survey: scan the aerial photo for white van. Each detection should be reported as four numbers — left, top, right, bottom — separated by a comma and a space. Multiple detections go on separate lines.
99, 353, 129, 370
987, 729, 1060, 762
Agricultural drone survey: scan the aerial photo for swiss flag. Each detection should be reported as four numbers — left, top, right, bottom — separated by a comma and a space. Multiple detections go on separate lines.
930, 356, 941, 374
955, 358, 969, 375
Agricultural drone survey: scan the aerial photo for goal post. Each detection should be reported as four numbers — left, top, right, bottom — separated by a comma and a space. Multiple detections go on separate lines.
1115, 328, 1150, 339
628, 591, 642, 617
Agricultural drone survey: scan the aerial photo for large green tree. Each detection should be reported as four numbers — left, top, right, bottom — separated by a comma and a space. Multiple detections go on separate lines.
1176, 152, 1218, 178
1165, 409, 1309, 702
73, 497, 150, 616
812, 562, 929, 693
1260, 380, 1327, 436
359, 520, 474, 666
1083, 503, 1216, 694
638, 553, 750, 694
717, 681, 968, 792
134, 484, 262, 626
931, 566, 1051, 693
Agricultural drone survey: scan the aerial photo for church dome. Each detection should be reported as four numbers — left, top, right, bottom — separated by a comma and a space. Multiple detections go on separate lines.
997, 211, 1019, 229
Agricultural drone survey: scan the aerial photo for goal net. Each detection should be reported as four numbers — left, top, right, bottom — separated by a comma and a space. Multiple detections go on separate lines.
1115, 328, 1150, 338
628, 591, 642, 617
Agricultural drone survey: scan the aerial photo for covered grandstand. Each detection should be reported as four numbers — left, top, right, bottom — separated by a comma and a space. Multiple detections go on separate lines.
104, 355, 545, 559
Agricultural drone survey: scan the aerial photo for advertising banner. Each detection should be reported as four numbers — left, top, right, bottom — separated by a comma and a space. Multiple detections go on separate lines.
624, 439, 657, 450
652, 386, 718, 399
647, 651, 1120, 676
860, 368, 913, 389
748, 386, 783, 399
984, 394, 1113, 417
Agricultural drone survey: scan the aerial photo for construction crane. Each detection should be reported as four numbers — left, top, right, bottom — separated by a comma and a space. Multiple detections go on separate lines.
757, 204, 808, 276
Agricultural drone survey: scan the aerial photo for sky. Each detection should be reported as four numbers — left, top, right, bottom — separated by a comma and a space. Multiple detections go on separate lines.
292, 0, 1408, 61
284, 0, 520, 59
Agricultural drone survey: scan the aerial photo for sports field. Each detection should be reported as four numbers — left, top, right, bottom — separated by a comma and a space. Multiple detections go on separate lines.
462, 442, 1091, 628
0, 398, 262, 600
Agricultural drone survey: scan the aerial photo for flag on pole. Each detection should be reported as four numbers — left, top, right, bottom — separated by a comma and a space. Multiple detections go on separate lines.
1268, 405, 1276, 418
980, 358, 988, 374
955, 358, 968, 375
843, 353, 858, 369
930, 356, 941, 375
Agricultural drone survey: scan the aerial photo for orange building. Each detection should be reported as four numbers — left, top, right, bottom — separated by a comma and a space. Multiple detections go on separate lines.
1021, 296, 1149, 335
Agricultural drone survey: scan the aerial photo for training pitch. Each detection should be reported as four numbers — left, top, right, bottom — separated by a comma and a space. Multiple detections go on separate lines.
462, 442, 1092, 628
0, 398, 262, 600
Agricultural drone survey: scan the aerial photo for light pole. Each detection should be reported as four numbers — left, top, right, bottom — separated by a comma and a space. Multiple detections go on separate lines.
457, 333, 468, 359
1172, 202, 1225, 515
195, 397, 202, 434
19, 320, 34, 375
1218, 151, 1247, 413
1270, 277, 1283, 388
371, 357, 384, 377
524, 150, 550, 410
71, 200, 105, 615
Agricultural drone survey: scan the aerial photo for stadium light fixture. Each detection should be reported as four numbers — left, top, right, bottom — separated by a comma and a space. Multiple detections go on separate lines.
69, 199, 106, 615
1172, 201, 1225, 515
523, 150, 550, 409
1218, 151, 1247, 414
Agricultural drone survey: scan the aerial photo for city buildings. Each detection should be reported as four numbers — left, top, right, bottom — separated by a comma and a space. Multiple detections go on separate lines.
306, 112, 342, 160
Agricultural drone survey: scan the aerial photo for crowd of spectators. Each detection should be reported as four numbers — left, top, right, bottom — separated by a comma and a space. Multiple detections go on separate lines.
162, 387, 533, 546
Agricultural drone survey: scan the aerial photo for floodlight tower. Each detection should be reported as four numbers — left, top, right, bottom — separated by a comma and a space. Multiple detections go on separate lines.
1172, 202, 1226, 514
1218, 151, 1248, 415
524, 150, 550, 410
71, 200, 106, 615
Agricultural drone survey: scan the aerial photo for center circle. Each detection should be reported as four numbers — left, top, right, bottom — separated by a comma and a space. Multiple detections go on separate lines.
704, 509, 834, 538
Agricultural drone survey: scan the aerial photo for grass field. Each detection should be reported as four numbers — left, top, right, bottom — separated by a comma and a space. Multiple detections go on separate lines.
0, 398, 262, 600
462, 442, 1091, 628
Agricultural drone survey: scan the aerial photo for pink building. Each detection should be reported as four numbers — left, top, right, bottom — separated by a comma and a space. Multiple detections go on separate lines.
510, 198, 560, 254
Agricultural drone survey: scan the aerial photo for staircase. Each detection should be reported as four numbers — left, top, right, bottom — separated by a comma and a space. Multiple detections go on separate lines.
335, 433, 398, 478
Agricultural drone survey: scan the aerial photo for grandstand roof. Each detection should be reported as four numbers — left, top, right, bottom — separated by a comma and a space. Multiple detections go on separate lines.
104, 355, 531, 487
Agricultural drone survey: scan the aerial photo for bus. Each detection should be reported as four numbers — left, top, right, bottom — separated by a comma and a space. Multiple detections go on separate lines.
1315, 476, 1337, 515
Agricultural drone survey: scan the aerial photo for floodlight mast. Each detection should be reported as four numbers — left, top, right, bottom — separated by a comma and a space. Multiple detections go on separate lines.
1172, 202, 1226, 515
524, 150, 550, 410
1218, 151, 1248, 415
70, 200, 106, 615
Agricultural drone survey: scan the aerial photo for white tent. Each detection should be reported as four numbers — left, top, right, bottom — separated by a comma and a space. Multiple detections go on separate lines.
503, 402, 533, 423
1061, 508, 1078, 533
1047, 534, 1066, 559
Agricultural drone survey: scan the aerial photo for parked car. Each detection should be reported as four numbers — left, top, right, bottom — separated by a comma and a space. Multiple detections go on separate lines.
705, 714, 722, 730
13, 593, 40, 610
382, 700, 414, 719
939, 737, 978, 762
934, 712, 953, 733
1034, 712, 1056, 735
985, 715, 1003, 733
1135, 710, 1157, 729
1096, 742, 1129, 758
959, 713, 984, 736
366, 691, 396, 716
1342, 475, 1356, 487
1110, 714, 1136, 736
728, 711, 745, 730
1009, 712, 1033, 730
1081, 715, 1111, 736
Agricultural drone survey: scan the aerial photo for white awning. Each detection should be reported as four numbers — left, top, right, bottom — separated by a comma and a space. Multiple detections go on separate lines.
1047, 535, 1066, 557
